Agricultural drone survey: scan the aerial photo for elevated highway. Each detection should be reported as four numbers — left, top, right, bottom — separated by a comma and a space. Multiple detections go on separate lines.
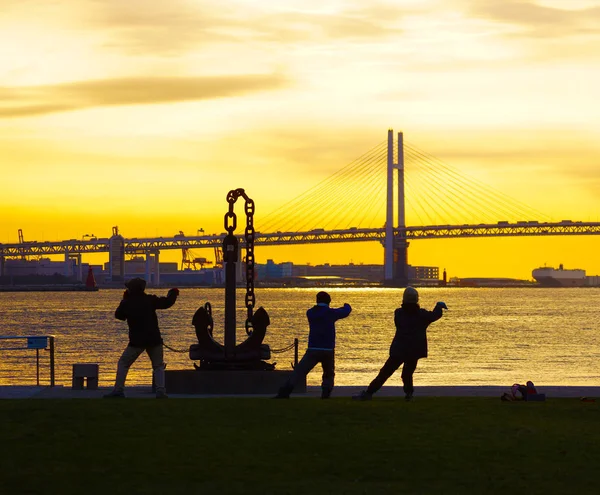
1, 221, 599, 258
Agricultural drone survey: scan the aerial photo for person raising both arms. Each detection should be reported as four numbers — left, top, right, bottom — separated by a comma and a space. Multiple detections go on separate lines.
104, 277, 179, 399
354, 286, 447, 402
274, 291, 352, 399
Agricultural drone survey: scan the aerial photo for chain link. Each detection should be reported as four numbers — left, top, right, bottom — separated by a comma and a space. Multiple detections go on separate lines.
224, 211, 236, 232
205, 301, 213, 337
223, 188, 255, 336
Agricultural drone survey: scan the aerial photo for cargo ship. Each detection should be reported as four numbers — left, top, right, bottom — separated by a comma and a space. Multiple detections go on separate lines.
532, 264, 586, 287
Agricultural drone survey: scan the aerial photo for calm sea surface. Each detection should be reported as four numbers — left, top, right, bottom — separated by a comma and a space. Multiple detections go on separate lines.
1, 287, 599, 388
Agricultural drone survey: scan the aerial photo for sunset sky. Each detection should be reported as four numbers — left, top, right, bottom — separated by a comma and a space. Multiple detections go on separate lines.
1, 0, 599, 279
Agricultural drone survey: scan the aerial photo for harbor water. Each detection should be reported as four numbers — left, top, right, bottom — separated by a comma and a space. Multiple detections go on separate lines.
1, 287, 599, 388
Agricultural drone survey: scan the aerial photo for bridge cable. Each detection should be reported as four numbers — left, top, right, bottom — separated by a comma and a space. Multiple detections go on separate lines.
356, 173, 389, 227
405, 143, 525, 220
403, 151, 470, 223
404, 163, 441, 224
327, 148, 388, 229
273, 143, 388, 232
301, 146, 385, 230
405, 143, 549, 221
405, 142, 547, 220
303, 144, 388, 229
260, 140, 387, 232
404, 173, 435, 225
260, 142, 386, 232
405, 148, 525, 223
405, 150, 501, 223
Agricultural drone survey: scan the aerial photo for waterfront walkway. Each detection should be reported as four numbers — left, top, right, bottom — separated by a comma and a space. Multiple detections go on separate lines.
1, 385, 598, 400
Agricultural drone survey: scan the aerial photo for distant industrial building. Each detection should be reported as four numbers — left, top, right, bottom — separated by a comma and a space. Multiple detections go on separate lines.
104, 256, 178, 276
408, 266, 439, 284
2, 258, 77, 277
1, 256, 439, 287
255, 261, 440, 284
291, 263, 381, 281
0, 256, 222, 287
159, 270, 222, 286
0, 257, 92, 286
256, 259, 293, 279
102, 257, 222, 286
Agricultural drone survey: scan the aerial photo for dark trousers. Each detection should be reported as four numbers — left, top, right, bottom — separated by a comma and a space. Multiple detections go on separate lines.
278, 349, 335, 398
366, 356, 419, 396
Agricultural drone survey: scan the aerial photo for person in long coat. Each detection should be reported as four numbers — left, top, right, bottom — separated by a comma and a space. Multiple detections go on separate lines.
104, 277, 179, 399
354, 287, 446, 401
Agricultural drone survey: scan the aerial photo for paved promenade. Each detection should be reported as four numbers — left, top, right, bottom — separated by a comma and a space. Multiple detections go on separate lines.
1, 385, 598, 400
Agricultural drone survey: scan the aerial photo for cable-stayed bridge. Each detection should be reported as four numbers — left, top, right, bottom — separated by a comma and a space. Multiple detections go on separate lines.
2, 129, 598, 285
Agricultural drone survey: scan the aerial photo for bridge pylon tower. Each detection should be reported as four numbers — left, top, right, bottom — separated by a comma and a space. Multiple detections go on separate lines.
109, 226, 125, 283
384, 129, 409, 286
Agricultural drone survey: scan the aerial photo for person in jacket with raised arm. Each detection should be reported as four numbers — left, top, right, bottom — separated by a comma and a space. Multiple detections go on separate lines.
275, 291, 352, 399
354, 286, 447, 401
104, 277, 179, 399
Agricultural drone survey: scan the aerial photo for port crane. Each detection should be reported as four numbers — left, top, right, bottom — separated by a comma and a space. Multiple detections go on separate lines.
18, 229, 26, 260
177, 231, 213, 270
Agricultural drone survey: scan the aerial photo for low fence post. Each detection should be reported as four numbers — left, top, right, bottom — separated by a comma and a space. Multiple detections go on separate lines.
49, 336, 55, 387
36, 349, 40, 386
294, 338, 299, 367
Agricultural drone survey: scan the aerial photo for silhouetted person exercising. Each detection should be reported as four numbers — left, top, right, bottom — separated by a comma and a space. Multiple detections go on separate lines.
104, 278, 179, 399
275, 291, 351, 399
354, 286, 447, 401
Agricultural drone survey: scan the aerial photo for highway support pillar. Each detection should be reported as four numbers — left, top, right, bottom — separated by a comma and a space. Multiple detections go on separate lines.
145, 251, 152, 285
153, 251, 160, 287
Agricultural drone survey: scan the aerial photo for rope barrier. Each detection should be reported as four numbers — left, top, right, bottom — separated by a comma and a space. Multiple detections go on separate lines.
270, 342, 296, 354
164, 341, 298, 354
163, 343, 189, 353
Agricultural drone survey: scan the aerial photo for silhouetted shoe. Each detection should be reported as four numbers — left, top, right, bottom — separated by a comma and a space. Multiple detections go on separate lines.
272, 393, 290, 399
103, 390, 125, 399
352, 390, 372, 401
156, 391, 169, 399
321, 390, 332, 399
405, 393, 414, 402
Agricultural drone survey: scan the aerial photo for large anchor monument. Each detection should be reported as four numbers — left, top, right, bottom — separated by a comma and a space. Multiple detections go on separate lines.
165, 189, 303, 394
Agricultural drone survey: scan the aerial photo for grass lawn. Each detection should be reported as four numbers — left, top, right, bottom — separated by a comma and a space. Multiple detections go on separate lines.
1, 397, 598, 494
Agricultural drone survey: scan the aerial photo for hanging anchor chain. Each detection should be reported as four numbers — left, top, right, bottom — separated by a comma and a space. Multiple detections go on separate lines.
224, 189, 256, 336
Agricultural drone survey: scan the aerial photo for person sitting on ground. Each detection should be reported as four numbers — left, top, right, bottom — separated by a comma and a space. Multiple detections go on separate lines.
501, 381, 537, 401
354, 286, 447, 402
274, 291, 352, 399
104, 278, 179, 399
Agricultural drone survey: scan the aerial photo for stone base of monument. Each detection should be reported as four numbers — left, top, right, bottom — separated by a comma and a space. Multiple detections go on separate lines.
165, 369, 306, 394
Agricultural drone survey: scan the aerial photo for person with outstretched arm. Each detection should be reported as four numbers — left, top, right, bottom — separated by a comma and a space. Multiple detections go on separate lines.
104, 277, 179, 399
354, 286, 447, 401
274, 291, 352, 399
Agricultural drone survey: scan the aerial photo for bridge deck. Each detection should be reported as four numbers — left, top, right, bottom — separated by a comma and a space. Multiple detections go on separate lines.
2, 221, 600, 256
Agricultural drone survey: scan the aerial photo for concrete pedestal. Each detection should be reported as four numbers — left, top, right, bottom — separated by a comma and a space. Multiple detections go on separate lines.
165, 369, 305, 395
72, 363, 99, 390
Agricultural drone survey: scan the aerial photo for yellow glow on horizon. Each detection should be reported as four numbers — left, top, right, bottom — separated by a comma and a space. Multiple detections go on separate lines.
1, 0, 599, 279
